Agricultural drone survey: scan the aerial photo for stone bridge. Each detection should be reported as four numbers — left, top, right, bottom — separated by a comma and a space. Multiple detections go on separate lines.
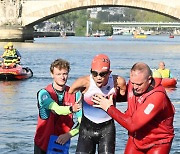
0, 0, 180, 41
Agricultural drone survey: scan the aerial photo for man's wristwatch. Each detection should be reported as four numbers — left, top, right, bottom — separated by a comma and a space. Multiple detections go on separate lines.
69, 106, 73, 113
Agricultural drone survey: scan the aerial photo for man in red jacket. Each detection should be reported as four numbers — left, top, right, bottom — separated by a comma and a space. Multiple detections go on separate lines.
92, 62, 175, 154
34, 58, 82, 154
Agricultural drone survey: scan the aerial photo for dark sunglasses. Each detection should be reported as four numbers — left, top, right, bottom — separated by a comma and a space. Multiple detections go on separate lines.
91, 70, 109, 77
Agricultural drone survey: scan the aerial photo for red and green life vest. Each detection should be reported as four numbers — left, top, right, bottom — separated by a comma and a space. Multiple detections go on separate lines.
34, 84, 75, 151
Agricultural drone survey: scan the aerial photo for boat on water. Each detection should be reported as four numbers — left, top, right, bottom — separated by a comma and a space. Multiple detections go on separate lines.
0, 64, 33, 81
92, 31, 105, 37
152, 70, 177, 88
133, 34, 147, 39
161, 78, 177, 88
169, 35, 174, 38
122, 32, 132, 35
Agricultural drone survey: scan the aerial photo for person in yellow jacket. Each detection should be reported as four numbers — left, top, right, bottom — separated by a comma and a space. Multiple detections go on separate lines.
1, 42, 21, 65
157, 61, 172, 78
7, 42, 21, 60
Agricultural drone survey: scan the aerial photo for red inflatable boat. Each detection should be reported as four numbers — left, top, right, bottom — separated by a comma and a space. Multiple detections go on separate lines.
161, 78, 177, 88
0, 64, 33, 81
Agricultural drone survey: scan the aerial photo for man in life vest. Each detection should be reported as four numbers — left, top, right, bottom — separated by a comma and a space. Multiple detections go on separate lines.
2, 42, 21, 65
92, 62, 175, 154
69, 54, 126, 154
34, 58, 82, 154
157, 61, 173, 78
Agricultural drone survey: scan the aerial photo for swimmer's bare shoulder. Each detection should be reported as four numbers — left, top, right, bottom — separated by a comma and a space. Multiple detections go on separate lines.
69, 75, 90, 94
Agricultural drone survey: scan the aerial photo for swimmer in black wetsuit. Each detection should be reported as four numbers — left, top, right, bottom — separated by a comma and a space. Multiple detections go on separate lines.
69, 54, 126, 154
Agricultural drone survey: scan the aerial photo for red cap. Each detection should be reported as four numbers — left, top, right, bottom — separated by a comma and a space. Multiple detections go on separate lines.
91, 54, 110, 72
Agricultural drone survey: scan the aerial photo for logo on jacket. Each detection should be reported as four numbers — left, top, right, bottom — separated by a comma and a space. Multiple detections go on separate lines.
42, 94, 48, 101
137, 96, 144, 104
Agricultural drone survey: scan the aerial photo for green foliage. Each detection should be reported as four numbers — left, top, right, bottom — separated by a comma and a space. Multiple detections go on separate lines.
74, 10, 89, 36
99, 24, 113, 35
75, 26, 86, 36
89, 18, 101, 32
75, 12, 87, 36
97, 11, 110, 22
124, 8, 176, 22
123, 8, 137, 21
50, 9, 89, 36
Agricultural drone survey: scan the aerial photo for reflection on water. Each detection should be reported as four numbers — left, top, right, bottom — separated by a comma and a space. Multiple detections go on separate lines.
0, 36, 180, 154
0, 81, 22, 117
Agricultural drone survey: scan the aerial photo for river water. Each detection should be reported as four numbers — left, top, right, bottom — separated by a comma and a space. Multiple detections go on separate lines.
0, 35, 180, 154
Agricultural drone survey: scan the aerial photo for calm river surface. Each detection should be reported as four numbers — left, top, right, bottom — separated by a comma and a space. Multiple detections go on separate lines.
0, 35, 180, 154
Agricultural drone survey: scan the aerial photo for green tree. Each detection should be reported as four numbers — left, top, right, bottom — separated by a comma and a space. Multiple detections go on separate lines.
99, 24, 113, 35
74, 10, 89, 36
89, 18, 101, 33
123, 8, 176, 22
50, 9, 89, 36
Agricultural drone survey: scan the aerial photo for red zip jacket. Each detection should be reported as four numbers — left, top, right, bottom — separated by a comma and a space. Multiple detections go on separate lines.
107, 78, 175, 149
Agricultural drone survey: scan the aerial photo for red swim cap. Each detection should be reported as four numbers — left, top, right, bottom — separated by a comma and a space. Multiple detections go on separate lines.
91, 54, 110, 72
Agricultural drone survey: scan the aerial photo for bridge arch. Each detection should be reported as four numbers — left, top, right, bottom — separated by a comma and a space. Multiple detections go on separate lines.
22, 0, 180, 27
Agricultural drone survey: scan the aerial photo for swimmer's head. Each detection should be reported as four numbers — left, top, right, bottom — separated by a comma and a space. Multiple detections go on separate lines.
91, 54, 110, 72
